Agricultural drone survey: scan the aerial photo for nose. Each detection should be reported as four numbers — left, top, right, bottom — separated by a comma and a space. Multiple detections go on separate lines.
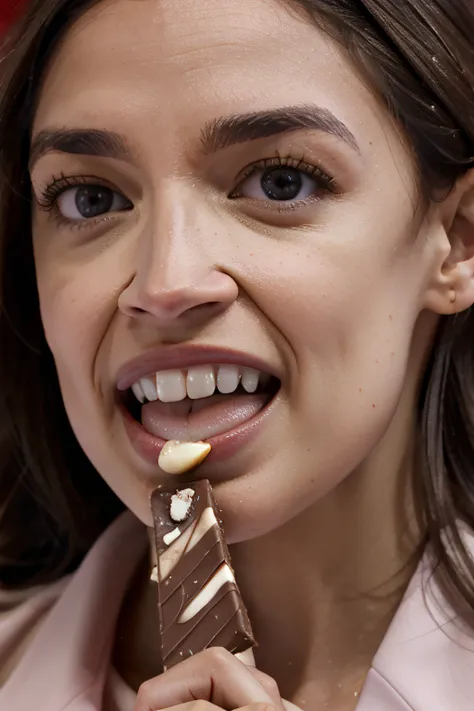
118, 199, 238, 330
120, 270, 238, 326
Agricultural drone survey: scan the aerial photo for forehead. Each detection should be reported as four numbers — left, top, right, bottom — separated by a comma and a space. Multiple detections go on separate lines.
33, 0, 387, 145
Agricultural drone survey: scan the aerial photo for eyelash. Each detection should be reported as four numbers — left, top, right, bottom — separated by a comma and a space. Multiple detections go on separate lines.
35, 155, 337, 227
231, 154, 337, 201
35, 173, 122, 231
37, 173, 99, 211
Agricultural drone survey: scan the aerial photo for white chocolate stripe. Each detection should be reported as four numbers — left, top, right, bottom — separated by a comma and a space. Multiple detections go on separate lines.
163, 527, 181, 546
178, 562, 235, 623
158, 519, 197, 581
157, 507, 218, 581
186, 507, 219, 553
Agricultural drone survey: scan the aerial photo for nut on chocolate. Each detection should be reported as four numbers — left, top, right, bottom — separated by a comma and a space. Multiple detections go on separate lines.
158, 440, 212, 474
170, 488, 195, 522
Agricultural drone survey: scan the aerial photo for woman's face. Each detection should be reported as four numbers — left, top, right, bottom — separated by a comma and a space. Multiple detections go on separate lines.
31, 0, 445, 541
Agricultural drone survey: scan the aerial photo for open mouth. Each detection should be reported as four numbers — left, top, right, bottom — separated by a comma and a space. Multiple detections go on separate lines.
120, 364, 281, 443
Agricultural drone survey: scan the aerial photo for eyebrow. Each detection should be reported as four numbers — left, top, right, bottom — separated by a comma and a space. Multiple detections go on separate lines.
29, 128, 130, 170
29, 104, 359, 170
200, 105, 360, 154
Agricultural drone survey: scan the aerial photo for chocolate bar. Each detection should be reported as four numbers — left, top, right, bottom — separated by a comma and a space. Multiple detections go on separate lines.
150, 479, 255, 671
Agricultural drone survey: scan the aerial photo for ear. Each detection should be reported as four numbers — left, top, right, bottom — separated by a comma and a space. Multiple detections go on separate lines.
423, 169, 474, 315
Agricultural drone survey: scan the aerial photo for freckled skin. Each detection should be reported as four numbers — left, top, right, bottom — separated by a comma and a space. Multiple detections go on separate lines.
30, 0, 449, 543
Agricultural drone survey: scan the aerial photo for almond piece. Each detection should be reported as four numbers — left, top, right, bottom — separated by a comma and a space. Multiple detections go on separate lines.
158, 440, 212, 475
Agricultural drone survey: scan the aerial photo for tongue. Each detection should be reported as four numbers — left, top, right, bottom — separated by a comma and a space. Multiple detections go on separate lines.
141, 393, 267, 441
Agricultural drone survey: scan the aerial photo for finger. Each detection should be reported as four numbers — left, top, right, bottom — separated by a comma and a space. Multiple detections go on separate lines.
245, 668, 285, 710
235, 649, 284, 709
133, 648, 282, 711
156, 702, 221, 711
235, 648, 256, 667
234, 705, 279, 711
163, 704, 276, 711
233, 649, 283, 709
161, 703, 277, 711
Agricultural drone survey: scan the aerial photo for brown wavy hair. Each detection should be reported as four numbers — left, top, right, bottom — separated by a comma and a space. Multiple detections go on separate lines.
1, 0, 474, 627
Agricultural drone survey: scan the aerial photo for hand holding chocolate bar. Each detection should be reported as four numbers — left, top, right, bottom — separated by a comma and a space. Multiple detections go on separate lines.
132, 647, 286, 711
140, 437, 286, 711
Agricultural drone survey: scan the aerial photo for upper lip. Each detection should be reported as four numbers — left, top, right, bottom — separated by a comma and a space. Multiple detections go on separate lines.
116, 344, 281, 391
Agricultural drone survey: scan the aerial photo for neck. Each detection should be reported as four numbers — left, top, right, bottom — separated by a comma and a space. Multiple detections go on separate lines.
233, 477, 421, 709
231, 412, 424, 710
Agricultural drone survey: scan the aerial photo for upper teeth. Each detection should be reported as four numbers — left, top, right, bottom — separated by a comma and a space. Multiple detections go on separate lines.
131, 364, 266, 404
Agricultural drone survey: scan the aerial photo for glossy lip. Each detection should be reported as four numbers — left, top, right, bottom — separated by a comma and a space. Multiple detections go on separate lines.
119, 387, 278, 475
116, 344, 281, 392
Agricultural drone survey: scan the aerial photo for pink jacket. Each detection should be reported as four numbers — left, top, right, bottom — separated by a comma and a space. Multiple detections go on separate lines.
0, 512, 473, 710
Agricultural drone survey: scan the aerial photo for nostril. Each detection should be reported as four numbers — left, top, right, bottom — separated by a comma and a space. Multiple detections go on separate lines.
181, 302, 224, 317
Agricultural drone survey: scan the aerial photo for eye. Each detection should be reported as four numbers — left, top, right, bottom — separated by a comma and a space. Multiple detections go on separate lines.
234, 165, 323, 203
57, 185, 132, 220
239, 166, 314, 202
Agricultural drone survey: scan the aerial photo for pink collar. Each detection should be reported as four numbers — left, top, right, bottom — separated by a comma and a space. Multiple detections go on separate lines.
360, 530, 474, 709
0, 512, 147, 710
1, 512, 473, 711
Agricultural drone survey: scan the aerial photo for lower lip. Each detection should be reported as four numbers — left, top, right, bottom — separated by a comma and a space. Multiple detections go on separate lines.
119, 392, 277, 476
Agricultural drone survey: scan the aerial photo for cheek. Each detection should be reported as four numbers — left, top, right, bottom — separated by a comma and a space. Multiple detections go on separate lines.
254, 231, 420, 364
36, 268, 94, 367
33, 241, 136, 489
245, 222, 424, 448
33, 238, 124, 402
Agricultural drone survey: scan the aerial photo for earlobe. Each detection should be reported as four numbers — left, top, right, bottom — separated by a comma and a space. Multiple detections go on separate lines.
423, 169, 474, 315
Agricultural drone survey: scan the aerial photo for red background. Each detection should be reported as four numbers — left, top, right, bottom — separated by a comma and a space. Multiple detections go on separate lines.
0, 0, 26, 34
